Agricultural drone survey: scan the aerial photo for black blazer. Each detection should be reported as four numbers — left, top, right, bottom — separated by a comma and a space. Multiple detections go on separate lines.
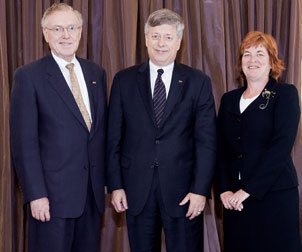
107, 61, 216, 217
216, 77, 300, 200
10, 54, 107, 218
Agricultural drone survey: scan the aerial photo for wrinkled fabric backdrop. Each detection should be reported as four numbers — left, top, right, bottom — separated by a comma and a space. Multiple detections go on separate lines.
0, 0, 301, 251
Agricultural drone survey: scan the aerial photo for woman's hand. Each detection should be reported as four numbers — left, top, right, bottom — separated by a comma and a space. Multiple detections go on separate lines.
229, 189, 250, 211
220, 191, 235, 210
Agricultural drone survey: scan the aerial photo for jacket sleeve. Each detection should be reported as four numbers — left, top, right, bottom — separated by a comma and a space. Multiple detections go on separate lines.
243, 85, 300, 199
106, 73, 124, 192
10, 67, 48, 203
215, 94, 232, 196
190, 75, 217, 198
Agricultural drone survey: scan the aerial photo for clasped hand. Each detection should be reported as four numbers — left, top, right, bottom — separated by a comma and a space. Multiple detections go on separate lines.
220, 189, 250, 211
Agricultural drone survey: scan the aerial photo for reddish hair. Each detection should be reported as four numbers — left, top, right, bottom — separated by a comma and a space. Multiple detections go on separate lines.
237, 31, 285, 80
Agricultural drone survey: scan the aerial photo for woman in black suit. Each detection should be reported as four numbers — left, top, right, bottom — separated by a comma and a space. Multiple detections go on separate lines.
217, 31, 301, 252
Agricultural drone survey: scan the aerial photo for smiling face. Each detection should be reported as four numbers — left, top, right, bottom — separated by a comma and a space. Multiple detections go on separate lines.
145, 24, 181, 66
43, 9, 82, 62
241, 45, 271, 83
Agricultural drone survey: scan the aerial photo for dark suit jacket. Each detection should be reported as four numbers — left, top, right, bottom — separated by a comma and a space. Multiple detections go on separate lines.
216, 77, 300, 200
10, 54, 107, 218
107, 61, 216, 217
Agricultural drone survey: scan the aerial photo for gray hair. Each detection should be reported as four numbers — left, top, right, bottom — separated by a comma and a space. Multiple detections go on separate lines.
41, 3, 83, 28
144, 9, 184, 38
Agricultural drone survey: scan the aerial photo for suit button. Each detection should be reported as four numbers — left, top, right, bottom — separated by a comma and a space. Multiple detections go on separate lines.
237, 136, 241, 140
154, 162, 159, 167
237, 118, 241, 123
237, 154, 243, 159
155, 140, 160, 144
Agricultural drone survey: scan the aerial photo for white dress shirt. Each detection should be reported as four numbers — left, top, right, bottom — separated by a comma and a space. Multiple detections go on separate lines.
149, 60, 174, 98
51, 52, 92, 121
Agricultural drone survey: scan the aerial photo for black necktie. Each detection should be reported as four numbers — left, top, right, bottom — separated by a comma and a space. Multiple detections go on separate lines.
153, 69, 166, 126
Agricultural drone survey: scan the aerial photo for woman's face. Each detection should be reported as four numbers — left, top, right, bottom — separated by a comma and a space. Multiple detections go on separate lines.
242, 45, 271, 83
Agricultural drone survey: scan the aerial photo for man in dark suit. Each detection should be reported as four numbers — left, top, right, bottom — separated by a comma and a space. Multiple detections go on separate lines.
107, 9, 216, 252
10, 3, 107, 252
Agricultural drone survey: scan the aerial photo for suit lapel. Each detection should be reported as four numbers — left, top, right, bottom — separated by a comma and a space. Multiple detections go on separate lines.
137, 62, 157, 127
226, 88, 244, 116
242, 93, 266, 113
46, 54, 88, 131
242, 78, 276, 114
160, 62, 186, 127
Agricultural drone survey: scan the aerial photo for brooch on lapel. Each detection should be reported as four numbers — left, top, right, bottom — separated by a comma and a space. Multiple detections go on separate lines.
259, 89, 276, 110
91, 81, 97, 85
178, 80, 183, 84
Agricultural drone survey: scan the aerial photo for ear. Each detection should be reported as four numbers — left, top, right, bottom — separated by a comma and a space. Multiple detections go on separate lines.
78, 26, 83, 37
176, 37, 182, 50
145, 34, 149, 47
43, 28, 49, 43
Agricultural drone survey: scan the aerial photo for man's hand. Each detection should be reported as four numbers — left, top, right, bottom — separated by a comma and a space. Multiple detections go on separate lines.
111, 189, 128, 213
30, 197, 50, 222
179, 193, 206, 220
229, 189, 250, 211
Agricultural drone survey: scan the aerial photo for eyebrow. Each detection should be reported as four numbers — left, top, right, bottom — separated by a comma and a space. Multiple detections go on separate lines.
151, 32, 173, 35
50, 23, 78, 27
244, 49, 265, 53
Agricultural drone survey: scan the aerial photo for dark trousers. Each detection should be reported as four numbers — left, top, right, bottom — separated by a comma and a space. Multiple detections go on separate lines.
28, 175, 101, 252
126, 168, 204, 252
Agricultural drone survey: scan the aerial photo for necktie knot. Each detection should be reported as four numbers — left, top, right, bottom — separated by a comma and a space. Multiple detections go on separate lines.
157, 69, 164, 77
66, 63, 75, 71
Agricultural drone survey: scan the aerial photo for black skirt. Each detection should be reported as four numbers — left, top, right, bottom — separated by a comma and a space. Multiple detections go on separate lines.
223, 187, 302, 252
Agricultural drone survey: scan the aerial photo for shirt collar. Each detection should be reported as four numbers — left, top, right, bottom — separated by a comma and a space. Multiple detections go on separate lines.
149, 60, 174, 75
51, 51, 79, 69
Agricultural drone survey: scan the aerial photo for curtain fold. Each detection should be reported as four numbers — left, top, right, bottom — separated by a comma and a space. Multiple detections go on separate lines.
100, 0, 139, 91
0, 0, 13, 251
0, 1, 301, 252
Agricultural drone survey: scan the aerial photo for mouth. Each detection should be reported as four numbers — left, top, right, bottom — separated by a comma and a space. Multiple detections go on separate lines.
155, 48, 168, 54
59, 42, 73, 46
248, 66, 259, 69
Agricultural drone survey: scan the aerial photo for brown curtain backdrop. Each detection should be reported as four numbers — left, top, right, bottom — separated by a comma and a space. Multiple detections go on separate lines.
0, 0, 301, 252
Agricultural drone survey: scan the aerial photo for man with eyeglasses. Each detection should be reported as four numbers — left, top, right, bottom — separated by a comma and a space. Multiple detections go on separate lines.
10, 3, 107, 252
107, 9, 216, 251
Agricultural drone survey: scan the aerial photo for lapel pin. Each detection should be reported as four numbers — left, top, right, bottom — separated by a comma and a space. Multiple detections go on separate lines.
92, 81, 97, 85
178, 80, 183, 84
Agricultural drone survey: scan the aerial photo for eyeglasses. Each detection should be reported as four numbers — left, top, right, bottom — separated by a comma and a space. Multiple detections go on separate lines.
46, 25, 81, 36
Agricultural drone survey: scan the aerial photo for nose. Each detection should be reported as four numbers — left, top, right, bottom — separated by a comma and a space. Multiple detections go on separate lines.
62, 28, 70, 38
249, 54, 257, 62
158, 36, 165, 47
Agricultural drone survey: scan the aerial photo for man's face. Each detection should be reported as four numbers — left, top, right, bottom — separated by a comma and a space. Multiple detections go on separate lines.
145, 24, 182, 66
43, 10, 82, 62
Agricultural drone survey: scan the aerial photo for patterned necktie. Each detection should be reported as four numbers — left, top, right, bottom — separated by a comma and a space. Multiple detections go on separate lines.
153, 69, 166, 126
66, 63, 91, 131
